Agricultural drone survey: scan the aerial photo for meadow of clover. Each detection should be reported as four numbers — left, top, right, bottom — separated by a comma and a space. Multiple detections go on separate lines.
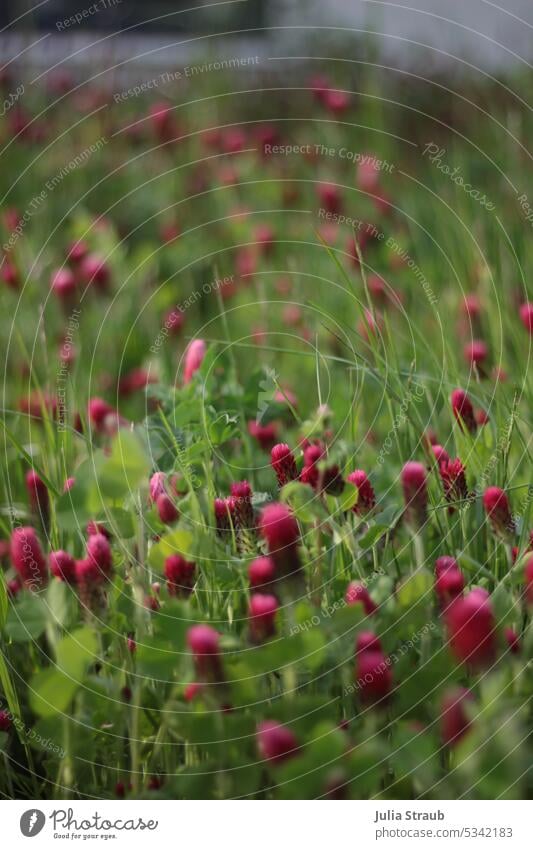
0, 56, 532, 800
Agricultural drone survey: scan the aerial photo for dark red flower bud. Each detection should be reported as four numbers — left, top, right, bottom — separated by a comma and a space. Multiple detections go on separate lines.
435, 566, 465, 607
165, 308, 184, 335
483, 486, 515, 537
214, 497, 232, 534
164, 554, 196, 597
156, 493, 179, 525
187, 625, 223, 683
88, 397, 114, 432
86, 521, 111, 539
75, 557, 106, 612
463, 339, 488, 370
345, 582, 377, 615
51, 267, 76, 300
67, 239, 88, 265
25, 470, 49, 522
248, 556, 276, 590
230, 480, 255, 528
439, 458, 468, 504
248, 420, 278, 451
504, 627, 520, 654
401, 461, 428, 529
317, 182, 342, 215
80, 253, 110, 291
183, 682, 203, 702
10, 526, 48, 590
49, 550, 77, 583
354, 638, 392, 705
440, 687, 472, 747
127, 633, 136, 654
356, 630, 382, 653
444, 589, 497, 668
435, 556, 459, 575
249, 593, 279, 641
519, 302, 533, 334
321, 464, 344, 495
259, 503, 301, 578
451, 389, 477, 434
524, 554, 533, 605
346, 469, 376, 515
256, 720, 299, 764
271, 443, 298, 487
0, 710, 11, 732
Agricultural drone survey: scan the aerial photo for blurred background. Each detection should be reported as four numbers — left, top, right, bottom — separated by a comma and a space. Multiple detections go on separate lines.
0, 0, 532, 80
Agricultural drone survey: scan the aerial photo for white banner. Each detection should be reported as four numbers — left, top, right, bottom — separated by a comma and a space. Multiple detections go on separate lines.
0, 800, 530, 848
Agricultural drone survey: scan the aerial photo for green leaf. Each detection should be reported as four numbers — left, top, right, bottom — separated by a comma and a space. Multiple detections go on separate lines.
97, 430, 150, 500
148, 527, 193, 571
46, 580, 77, 630
359, 523, 389, 550
5, 594, 47, 642
30, 668, 78, 718
56, 627, 98, 681
281, 481, 325, 522
396, 569, 433, 608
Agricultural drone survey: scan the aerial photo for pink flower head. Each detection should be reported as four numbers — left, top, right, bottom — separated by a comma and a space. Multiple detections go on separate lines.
86, 533, 113, 577
187, 625, 223, 683
183, 339, 206, 384
49, 550, 77, 583
483, 486, 515, 538
444, 589, 497, 668
346, 470, 376, 515
149, 471, 167, 503
440, 687, 473, 747
51, 267, 76, 300
164, 554, 196, 597
401, 461, 428, 529
356, 630, 382, 653
156, 493, 179, 525
435, 555, 459, 576
463, 339, 488, 370
345, 582, 377, 615
435, 565, 465, 608
357, 156, 381, 192
431, 444, 450, 466
271, 443, 298, 487
451, 389, 477, 434
249, 593, 279, 641
354, 635, 392, 705
248, 556, 276, 591
10, 527, 48, 590
256, 721, 299, 765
